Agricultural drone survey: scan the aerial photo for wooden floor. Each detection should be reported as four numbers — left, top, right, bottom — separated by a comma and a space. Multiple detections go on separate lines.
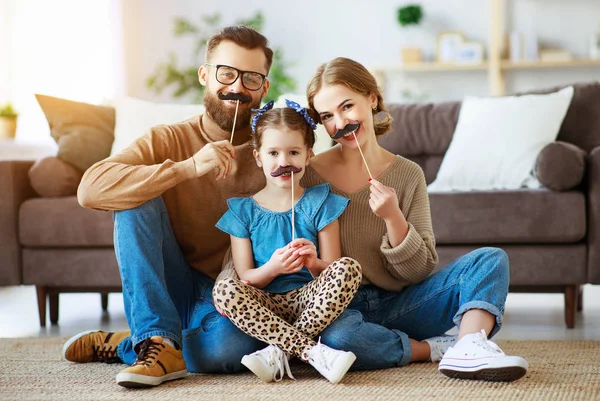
1, 284, 599, 340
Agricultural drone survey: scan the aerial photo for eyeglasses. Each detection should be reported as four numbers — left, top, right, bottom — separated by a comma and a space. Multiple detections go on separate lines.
205, 63, 267, 91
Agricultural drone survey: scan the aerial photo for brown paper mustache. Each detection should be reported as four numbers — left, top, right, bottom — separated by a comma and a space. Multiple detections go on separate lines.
218, 92, 252, 103
270, 165, 302, 177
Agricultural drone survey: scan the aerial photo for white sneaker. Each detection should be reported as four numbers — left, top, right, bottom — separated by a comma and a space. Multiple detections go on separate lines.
241, 345, 295, 383
424, 334, 457, 362
439, 329, 528, 382
304, 339, 356, 384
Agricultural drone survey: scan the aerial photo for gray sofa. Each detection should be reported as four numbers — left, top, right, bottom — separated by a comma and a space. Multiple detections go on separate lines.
2, 82, 599, 327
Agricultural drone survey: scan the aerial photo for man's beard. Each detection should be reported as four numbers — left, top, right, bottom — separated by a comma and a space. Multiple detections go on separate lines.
204, 89, 262, 132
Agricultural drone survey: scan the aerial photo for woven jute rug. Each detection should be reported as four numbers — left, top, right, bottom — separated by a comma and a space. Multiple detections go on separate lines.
0, 338, 598, 401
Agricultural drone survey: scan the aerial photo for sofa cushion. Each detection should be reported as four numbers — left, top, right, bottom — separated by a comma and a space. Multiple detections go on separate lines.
535, 141, 587, 191
35, 94, 115, 172
428, 87, 574, 191
28, 156, 83, 197
379, 101, 460, 157
430, 190, 586, 244
19, 197, 113, 247
528, 81, 600, 152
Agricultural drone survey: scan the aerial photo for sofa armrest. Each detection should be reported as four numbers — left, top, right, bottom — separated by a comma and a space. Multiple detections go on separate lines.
587, 147, 600, 284
0, 160, 37, 285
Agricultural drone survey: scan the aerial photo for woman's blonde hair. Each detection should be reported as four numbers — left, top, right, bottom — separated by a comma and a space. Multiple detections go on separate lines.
306, 57, 392, 136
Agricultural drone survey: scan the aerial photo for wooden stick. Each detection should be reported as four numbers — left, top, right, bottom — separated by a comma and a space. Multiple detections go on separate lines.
291, 171, 295, 241
230, 100, 239, 143
353, 132, 373, 180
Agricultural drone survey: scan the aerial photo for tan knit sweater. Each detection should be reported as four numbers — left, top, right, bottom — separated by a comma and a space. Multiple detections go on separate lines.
78, 114, 266, 279
300, 156, 438, 291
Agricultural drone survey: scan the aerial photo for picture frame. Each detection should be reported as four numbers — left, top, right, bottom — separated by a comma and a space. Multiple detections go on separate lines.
436, 31, 465, 63
454, 41, 485, 64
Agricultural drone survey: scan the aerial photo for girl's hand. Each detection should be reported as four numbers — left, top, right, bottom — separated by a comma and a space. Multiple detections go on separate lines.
289, 238, 318, 269
267, 245, 306, 275
369, 179, 404, 222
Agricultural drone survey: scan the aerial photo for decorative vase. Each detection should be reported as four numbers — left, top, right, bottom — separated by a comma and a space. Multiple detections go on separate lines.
0, 116, 18, 139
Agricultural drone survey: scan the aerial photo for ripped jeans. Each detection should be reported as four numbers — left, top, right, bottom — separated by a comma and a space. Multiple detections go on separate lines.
113, 197, 263, 372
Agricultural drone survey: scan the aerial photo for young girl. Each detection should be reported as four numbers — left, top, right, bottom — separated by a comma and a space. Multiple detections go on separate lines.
213, 99, 362, 384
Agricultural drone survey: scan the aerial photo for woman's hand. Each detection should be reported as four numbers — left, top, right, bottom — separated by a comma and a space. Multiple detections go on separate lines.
266, 244, 306, 275
192, 140, 236, 181
368, 179, 404, 222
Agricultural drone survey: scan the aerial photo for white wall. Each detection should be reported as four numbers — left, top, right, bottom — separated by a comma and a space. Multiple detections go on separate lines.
122, 0, 600, 104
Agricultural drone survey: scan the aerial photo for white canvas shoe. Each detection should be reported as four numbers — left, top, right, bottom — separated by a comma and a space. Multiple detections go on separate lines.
241, 345, 294, 383
303, 339, 356, 384
424, 334, 458, 362
439, 329, 528, 382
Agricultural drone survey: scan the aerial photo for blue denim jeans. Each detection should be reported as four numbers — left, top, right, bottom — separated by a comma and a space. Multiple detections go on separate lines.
112, 197, 264, 373
319, 247, 509, 370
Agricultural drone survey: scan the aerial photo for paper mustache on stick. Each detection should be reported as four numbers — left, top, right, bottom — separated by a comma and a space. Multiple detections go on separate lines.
217, 92, 251, 143
217, 92, 252, 103
332, 122, 373, 179
331, 122, 360, 139
271, 165, 302, 177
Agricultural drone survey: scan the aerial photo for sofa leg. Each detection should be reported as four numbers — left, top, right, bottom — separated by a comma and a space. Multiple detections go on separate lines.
101, 293, 109, 311
564, 285, 578, 329
35, 286, 47, 327
577, 285, 583, 312
49, 292, 59, 325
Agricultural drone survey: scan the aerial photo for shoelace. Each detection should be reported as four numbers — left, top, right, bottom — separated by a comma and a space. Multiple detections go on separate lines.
91, 344, 120, 364
133, 338, 165, 367
473, 329, 505, 355
305, 339, 336, 371
264, 346, 294, 381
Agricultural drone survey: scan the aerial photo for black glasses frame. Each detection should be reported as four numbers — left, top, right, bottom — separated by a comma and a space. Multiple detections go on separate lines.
205, 63, 267, 91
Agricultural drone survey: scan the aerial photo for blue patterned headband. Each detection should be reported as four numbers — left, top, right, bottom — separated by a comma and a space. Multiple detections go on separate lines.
285, 99, 318, 130
251, 99, 318, 133
251, 100, 274, 133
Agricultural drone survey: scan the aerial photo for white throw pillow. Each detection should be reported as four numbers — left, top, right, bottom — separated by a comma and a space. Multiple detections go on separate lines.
428, 86, 574, 191
111, 97, 205, 155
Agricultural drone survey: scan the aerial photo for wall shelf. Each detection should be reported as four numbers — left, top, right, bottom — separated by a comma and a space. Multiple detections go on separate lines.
501, 58, 600, 70
371, 0, 600, 97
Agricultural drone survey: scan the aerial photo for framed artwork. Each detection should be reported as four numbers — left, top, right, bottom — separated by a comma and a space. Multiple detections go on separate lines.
436, 31, 465, 63
455, 41, 485, 64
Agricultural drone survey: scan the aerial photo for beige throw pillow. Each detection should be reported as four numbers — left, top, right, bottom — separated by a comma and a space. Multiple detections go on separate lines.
35, 94, 115, 172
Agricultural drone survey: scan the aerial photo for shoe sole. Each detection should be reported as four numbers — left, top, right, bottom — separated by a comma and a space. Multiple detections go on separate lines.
61, 330, 100, 362
116, 369, 188, 388
439, 366, 527, 382
241, 355, 274, 382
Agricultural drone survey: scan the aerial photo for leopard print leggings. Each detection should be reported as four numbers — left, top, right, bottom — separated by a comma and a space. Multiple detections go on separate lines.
213, 257, 362, 360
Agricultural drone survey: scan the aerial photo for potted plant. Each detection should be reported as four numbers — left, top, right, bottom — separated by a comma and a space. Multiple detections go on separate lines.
397, 4, 424, 64
0, 103, 18, 139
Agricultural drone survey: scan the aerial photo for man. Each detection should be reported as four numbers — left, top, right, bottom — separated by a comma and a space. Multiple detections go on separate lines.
62, 26, 272, 388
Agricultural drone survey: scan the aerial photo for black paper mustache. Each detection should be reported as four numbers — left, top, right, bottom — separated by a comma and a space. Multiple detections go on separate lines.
331, 122, 360, 139
270, 165, 302, 177
218, 92, 252, 103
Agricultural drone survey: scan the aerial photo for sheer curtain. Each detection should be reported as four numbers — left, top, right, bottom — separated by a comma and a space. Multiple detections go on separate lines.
3, 0, 124, 145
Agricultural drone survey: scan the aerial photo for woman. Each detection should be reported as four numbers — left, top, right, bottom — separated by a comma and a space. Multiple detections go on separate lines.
300, 57, 528, 382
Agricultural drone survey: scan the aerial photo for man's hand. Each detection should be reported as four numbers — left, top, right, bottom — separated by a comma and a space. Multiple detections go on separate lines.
266, 245, 306, 275
192, 140, 236, 180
